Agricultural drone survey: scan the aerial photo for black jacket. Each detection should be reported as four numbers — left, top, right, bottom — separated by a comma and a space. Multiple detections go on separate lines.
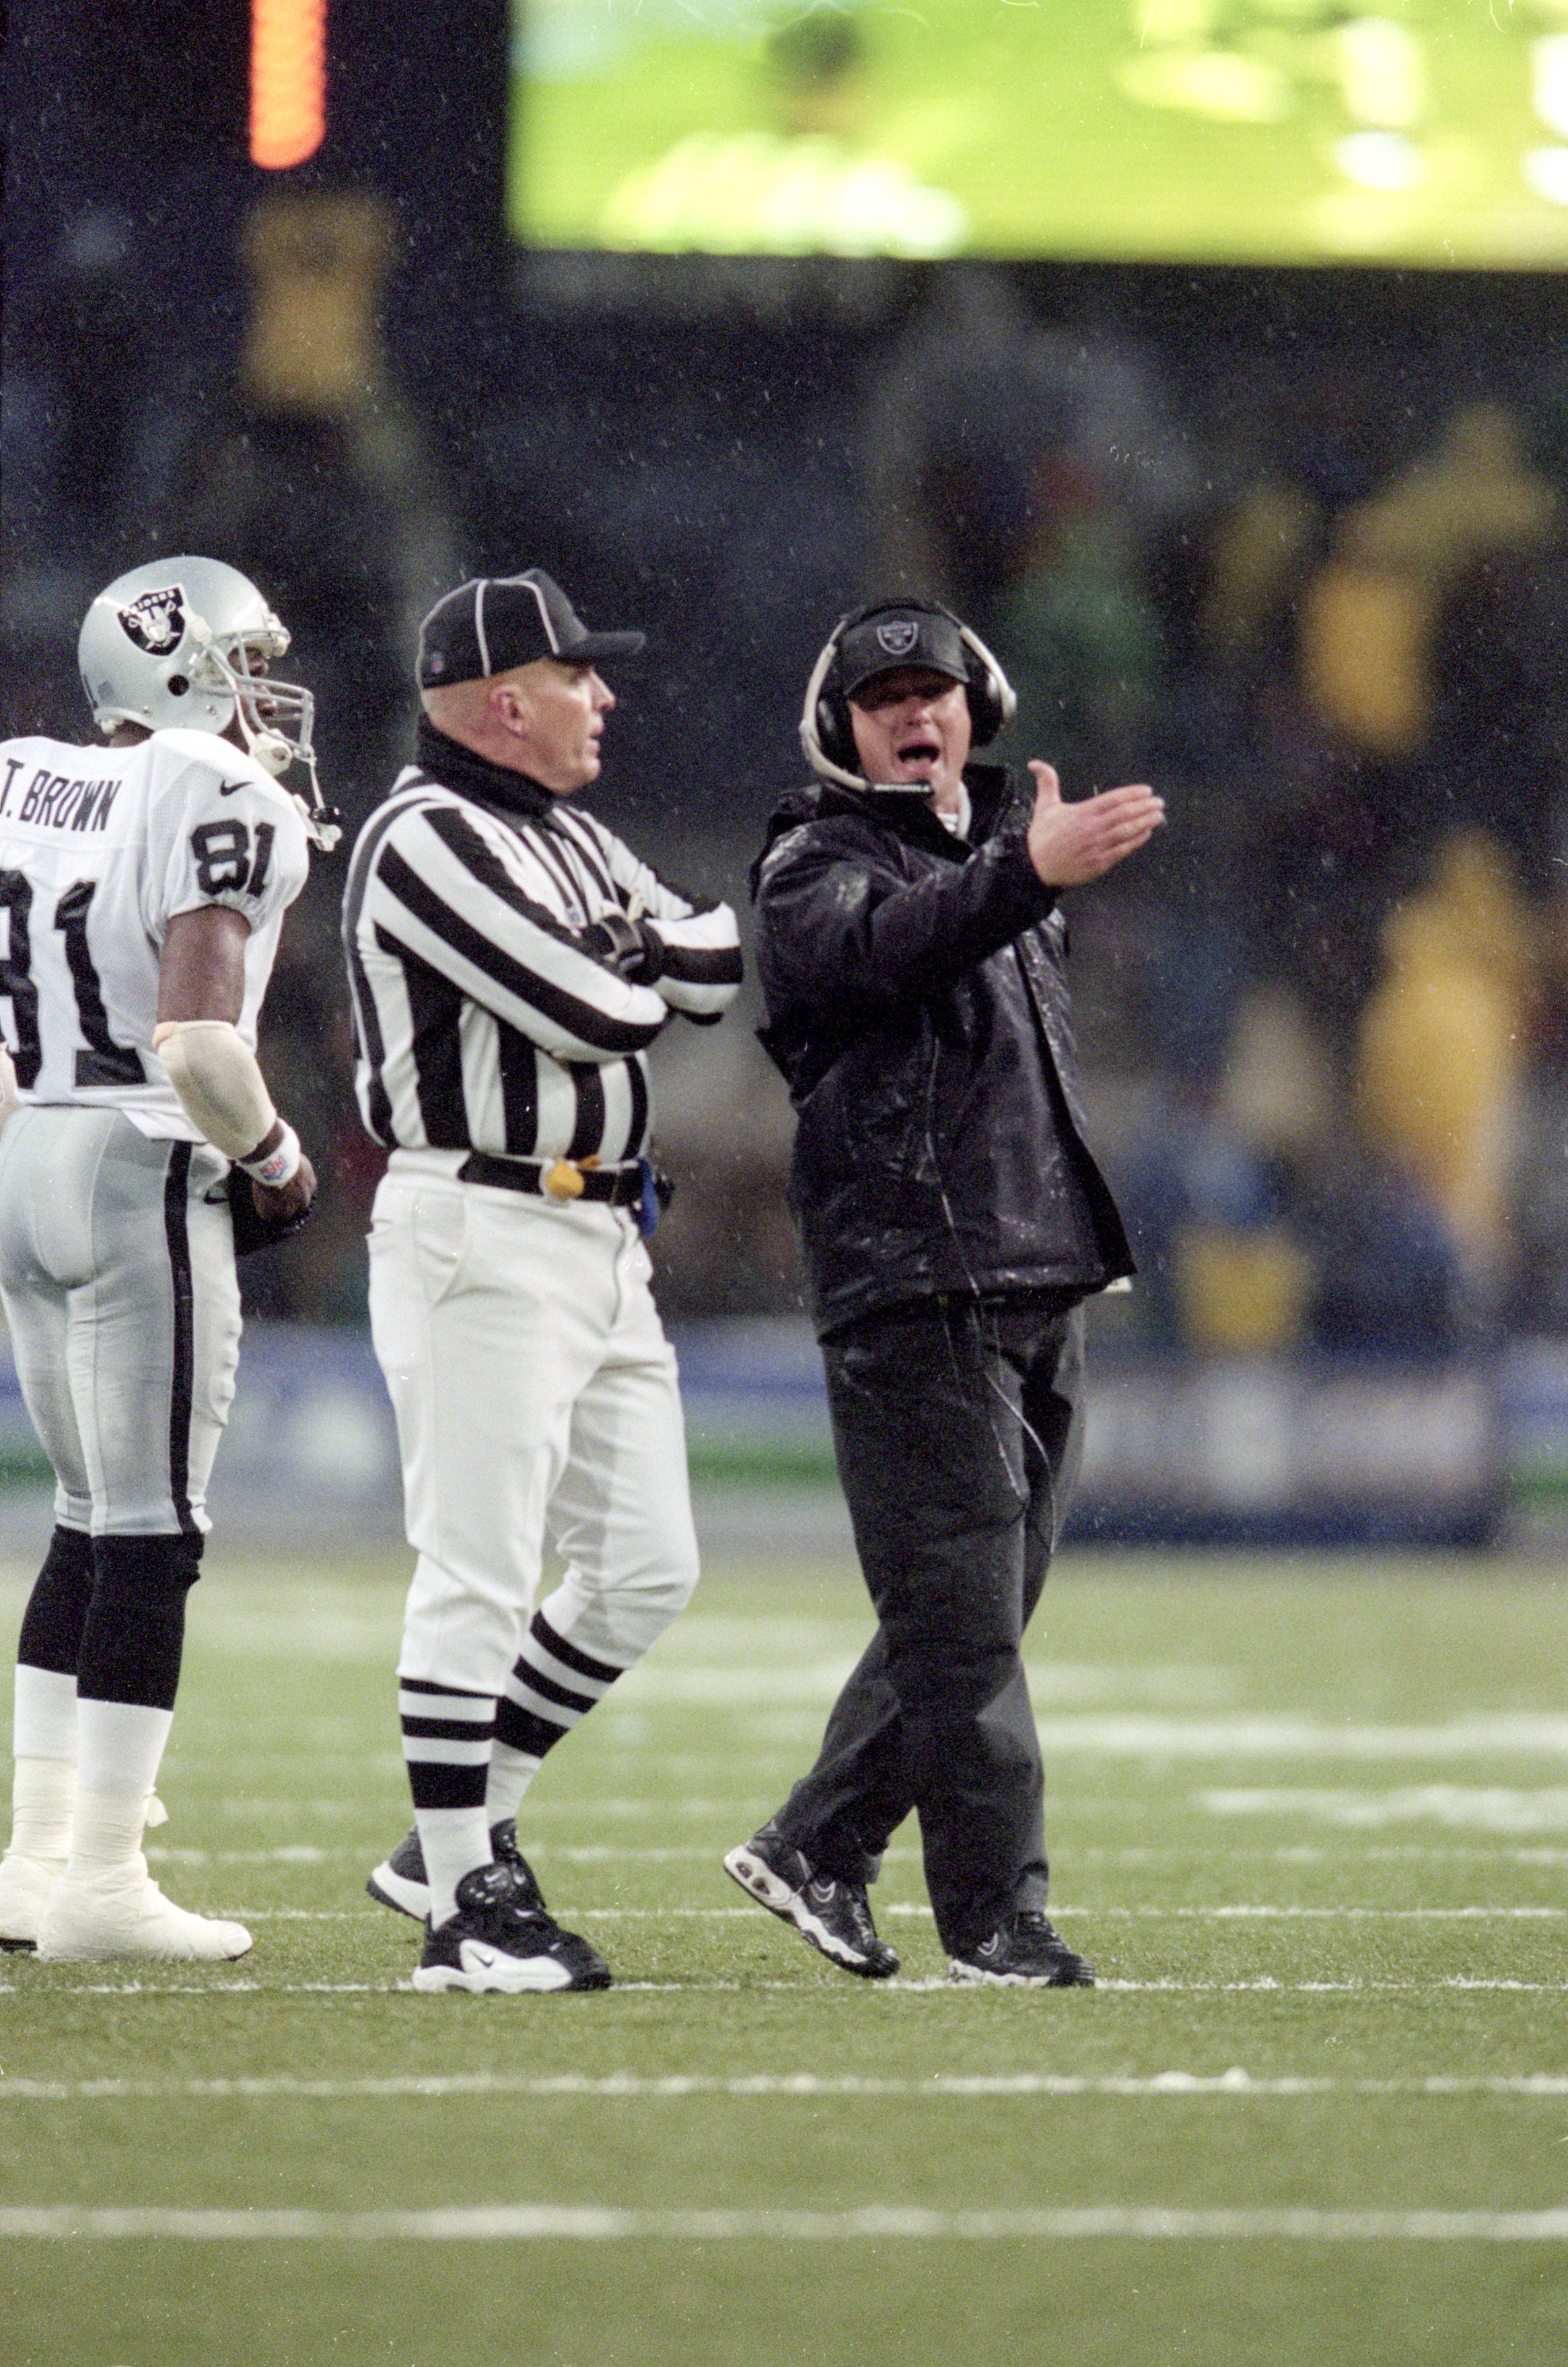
752, 763, 1133, 1339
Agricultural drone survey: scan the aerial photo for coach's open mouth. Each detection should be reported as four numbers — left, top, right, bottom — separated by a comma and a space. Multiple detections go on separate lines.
896, 738, 941, 769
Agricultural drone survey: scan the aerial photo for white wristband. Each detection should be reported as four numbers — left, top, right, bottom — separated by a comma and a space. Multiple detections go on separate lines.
237, 1122, 301, 1189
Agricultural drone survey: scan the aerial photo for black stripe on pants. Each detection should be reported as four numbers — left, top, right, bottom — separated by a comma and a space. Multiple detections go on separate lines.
161, 1142, 197, 1539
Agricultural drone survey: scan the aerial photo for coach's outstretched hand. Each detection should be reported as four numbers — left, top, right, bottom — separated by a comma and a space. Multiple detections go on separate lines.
1025, 762, 1164, 889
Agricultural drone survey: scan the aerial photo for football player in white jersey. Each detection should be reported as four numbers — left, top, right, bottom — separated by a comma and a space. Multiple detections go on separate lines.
0, 556, 337, 1961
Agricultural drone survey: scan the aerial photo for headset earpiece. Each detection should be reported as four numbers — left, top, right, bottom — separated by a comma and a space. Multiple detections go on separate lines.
814, 671, 857, 773
957, 622, 1016, 750
799, 610, 868, 790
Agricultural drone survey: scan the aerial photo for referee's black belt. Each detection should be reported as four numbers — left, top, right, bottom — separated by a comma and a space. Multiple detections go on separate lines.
456, 1151, 644, 1206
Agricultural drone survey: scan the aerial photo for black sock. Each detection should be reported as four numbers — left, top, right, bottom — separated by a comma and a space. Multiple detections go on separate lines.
15, 1525, 95, 1676
76, 1534, 204, 1711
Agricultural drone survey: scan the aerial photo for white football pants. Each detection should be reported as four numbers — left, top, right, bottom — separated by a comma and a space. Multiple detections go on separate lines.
367, 1156, 700, 1699
0, 1107, 239, 1536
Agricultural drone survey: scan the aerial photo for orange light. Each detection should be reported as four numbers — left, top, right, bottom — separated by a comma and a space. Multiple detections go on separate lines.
250, 0, 327, 171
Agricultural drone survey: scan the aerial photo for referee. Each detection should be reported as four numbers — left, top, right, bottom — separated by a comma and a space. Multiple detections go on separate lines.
343, 569, 741, 1994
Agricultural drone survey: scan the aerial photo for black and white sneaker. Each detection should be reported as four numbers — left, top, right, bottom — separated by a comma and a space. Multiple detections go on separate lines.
723, 1818, 898, 1979
411, 1863, 612, 1995
950, 1909, 1095, 1988
368, 1818, 546, 1924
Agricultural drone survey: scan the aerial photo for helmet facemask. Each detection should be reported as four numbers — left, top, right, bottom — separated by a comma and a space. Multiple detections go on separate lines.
189, 627, 338, 847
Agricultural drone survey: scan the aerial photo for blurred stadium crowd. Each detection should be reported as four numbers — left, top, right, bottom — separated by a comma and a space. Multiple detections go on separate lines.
5, 184, 1568, 1360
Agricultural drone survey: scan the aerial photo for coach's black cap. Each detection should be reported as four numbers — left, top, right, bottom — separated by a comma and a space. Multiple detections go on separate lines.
838, 605, 967, 701
417, 569, 645, 689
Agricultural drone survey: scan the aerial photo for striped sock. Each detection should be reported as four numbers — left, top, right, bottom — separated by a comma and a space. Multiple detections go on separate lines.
399, 1677, 495, 1927
488, 1602, 630, 1823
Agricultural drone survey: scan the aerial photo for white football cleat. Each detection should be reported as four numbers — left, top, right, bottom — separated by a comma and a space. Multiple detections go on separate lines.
36, 1856, 252, 1962
0, 1851, 65, 1952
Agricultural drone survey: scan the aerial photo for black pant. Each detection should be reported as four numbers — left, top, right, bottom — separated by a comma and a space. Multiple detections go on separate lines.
775, 1295, 1085, 1956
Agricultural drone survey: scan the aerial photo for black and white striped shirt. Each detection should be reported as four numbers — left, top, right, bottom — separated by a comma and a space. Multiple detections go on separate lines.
342, 765, 742, 1164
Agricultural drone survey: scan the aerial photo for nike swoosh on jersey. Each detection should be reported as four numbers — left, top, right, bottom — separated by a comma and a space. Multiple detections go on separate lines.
219, 780, 248, 797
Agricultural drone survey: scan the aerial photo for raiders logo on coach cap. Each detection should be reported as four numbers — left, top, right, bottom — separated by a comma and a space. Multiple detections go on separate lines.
836, 605, 968, 701
417, 569, 645, 689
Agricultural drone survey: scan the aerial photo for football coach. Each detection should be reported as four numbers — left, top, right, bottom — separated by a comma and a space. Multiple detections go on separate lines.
725, 598, 1164, 1987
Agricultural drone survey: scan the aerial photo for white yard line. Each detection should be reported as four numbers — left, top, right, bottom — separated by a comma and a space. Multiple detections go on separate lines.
145, 1843, 1568, 1866
148, 1848, 333, 1866
1002, 1716, 1568, 1758
894, 1905, 1567, 1921
200, 1683, 1561, 1754
148, 1846, 739, 1866
231, 1706, 1567, 1755
1090, 1975, 1568, 1995
183, 1716, 1568, 1814
3, 1976, 1565, 1999
0, 2204, 1564, 2242
3, 2070, 1565, 2103
1252, 1847, 1568, 1866
1199, 1786, 1568, 1833
211, 1800, 738, 1821
219, 1903, 1567, 1924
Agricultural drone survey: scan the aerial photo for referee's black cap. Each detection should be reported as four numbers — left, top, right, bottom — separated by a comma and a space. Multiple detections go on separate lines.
417, 570, 645, 689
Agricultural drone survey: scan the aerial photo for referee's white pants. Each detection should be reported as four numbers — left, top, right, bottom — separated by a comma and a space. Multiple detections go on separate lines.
367, 1160, 699, 1701
0, 1107, 239, 1536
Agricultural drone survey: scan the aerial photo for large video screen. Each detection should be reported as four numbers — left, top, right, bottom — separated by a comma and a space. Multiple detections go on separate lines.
511, 0, 1568, 268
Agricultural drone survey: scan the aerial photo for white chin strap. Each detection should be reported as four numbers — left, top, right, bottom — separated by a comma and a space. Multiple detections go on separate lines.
246, 726, 292, 777
233, 695, 341, 851
195, 639, 340, 849
199, 641, 312, 772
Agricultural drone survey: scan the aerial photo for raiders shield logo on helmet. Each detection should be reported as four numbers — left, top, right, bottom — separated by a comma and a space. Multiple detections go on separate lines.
117, 586, 187, 656
875, 619, 920, 657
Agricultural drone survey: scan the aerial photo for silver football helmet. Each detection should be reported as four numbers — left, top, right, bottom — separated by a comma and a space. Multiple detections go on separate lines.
77, 557, 340, 848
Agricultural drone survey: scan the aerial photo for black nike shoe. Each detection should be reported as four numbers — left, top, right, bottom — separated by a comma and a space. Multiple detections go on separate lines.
368, 1818, 546, 1923
949, 1909, 1096, 1988
723, 1818, 898, 1979
411, 1862, 612, 1995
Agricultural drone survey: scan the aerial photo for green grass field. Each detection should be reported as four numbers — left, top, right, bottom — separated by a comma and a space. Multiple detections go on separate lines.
1, 1541, 1565, 2366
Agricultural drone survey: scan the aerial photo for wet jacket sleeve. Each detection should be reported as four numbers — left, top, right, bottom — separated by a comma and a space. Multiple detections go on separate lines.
755, 819, 1057, 1028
